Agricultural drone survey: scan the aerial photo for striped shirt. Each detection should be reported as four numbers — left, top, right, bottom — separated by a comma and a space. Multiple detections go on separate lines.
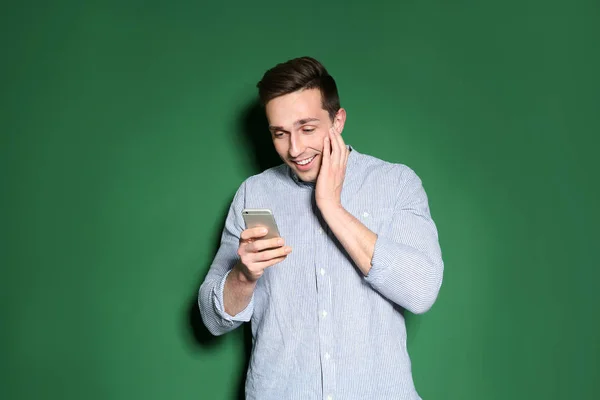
199, 146, 444, 400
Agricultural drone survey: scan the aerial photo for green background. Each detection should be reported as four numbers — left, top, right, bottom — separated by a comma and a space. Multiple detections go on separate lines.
2, 1, 599, 399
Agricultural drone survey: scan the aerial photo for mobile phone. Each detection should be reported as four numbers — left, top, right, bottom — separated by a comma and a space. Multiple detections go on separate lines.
242, 209, 281, 240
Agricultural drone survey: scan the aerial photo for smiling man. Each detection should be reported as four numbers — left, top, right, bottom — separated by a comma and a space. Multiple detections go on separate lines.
199, 57, 444, 400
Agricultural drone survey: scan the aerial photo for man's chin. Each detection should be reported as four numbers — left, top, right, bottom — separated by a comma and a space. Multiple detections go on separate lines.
294, 168, 318, 183
286, 158, 321, 183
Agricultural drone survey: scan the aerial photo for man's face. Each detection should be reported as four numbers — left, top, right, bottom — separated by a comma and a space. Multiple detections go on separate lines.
266, 88, 345, 183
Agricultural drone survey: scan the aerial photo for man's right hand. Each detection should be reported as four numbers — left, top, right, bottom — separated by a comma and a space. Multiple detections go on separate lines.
235, 227, 292, 282
223, 227, 291, 316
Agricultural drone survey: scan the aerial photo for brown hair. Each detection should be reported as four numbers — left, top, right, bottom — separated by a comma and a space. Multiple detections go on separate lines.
256, 56, 340, 121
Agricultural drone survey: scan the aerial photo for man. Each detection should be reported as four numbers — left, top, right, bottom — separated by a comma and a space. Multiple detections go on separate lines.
199, 57, 444, 400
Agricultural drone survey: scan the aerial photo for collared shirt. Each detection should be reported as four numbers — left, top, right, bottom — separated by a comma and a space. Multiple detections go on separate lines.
199, 146, 444, 400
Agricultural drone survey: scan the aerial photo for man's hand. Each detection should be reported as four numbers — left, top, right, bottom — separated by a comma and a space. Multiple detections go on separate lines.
314, 126, 377, 276
315, 126, 349, 212
235, 227, 292, 282
224, 227, 291, 316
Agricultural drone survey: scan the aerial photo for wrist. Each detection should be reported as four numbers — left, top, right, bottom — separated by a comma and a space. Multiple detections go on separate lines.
318, 200, 344, 217
229, 262, 258, 290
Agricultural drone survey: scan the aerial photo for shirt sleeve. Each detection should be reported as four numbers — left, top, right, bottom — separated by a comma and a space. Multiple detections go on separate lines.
364, 167, 444, 314
198, 181, 255, 336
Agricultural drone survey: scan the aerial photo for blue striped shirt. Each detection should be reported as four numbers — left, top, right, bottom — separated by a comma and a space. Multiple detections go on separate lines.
199, 146, 444, 400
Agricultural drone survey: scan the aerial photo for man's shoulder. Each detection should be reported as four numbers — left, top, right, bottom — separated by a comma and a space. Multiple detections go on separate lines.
352, 149, 417, 184
240, 163, 290, 189
228, 164, 290, 207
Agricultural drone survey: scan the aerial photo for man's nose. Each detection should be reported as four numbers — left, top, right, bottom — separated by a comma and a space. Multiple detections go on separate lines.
288, 132, 304, 158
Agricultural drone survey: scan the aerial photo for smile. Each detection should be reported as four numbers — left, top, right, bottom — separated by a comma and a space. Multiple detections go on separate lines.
294, 155, 316, 166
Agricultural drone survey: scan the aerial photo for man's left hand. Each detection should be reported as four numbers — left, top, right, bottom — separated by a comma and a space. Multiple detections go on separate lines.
315, 126, 349, 212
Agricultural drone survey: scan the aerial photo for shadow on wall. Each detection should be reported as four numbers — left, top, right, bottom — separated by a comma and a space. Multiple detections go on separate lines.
237, 99, 282, 172
186, 199, 251, 400
185, 98, 280, 399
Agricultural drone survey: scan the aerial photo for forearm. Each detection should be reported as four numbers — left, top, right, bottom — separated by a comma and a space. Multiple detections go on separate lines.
224, 262, 257, 316
319, 203, 443, 314
320, 203, 377, 276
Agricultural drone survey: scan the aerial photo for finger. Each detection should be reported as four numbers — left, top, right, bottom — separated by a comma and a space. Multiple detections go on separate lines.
344, 145, 350, 167
322, 134, 331, 167
331, 127, 346, 164
338, 135, 348, 166
337, 134, 346, 168
240, 227, 268, 241
329, 129, 341, 166
336, 127, 346, 151
255, 255, 288, 270
252, 246, 292, 263
248, 237, 285, 253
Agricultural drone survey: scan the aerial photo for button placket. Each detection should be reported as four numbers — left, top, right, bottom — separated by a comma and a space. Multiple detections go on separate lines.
315, 218, 335, 398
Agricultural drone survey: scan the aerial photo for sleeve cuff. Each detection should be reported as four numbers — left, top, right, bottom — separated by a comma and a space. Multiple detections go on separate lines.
365, 234, 394, 287
366, 234, 421, 287
212, 269, 255, 324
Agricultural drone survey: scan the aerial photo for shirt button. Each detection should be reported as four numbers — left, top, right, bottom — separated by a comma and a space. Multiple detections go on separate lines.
362, 211, 369, 218
321, 310, 328, 318
318, 227, 324, 234
327, 395, 333, 400
325, 352, 331, 360
320, 268, 326, 276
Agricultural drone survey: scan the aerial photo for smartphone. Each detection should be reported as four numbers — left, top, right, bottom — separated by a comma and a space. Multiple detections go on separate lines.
242, 209, 281, 240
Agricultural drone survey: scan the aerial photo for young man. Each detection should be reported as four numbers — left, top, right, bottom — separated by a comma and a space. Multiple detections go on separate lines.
199, 57, 444, 400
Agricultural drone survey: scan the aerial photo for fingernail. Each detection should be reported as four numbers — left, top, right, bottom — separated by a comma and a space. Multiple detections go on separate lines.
260, 228, 268, 234
285, 247, 292, 253
278, 238, 284, 245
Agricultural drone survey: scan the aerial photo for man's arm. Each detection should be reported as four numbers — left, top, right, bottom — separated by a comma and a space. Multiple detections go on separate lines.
199, 182, 292, 335
223, 230, 291, 316
317, 129, 443, 314
223, 263, 257, 317
318, 203, 377, 276
321, 167, 443, 314
198, 184, 254, 336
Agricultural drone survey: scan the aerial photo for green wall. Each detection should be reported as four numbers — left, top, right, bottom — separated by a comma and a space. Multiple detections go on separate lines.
2, 1, 599, 399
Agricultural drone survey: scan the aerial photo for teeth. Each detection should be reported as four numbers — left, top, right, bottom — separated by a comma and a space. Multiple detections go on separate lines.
296, 156, 315, 166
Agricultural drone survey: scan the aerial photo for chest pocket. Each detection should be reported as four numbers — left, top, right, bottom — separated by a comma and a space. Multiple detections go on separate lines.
350, 207, 393, 236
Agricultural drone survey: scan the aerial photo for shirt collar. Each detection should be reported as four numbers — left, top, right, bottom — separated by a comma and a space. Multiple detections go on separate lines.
288, 144, 357, 188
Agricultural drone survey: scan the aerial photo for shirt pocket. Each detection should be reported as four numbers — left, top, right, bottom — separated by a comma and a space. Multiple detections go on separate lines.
350, 207, 394, 235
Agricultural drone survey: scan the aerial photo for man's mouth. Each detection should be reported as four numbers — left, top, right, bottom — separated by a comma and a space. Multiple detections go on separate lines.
292, 154, 317, 171
294, 155, 316, 166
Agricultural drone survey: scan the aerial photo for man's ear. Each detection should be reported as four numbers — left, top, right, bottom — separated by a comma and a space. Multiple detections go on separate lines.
333, 108, 347, 134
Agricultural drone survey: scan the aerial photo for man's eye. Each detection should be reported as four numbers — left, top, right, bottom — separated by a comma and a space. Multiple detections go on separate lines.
303, 128, 315, 133
274, 132, 284, 138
